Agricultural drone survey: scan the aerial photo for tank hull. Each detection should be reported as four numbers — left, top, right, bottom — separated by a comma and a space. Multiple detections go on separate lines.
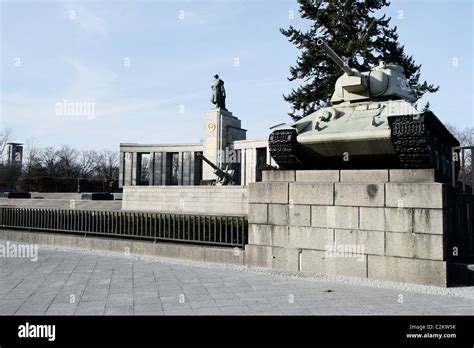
298, 128, 394, 156
269, 102, 460, 180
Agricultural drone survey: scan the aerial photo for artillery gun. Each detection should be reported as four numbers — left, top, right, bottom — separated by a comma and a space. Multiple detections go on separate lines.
196, 153, 235, 185
269, 39, 459, 180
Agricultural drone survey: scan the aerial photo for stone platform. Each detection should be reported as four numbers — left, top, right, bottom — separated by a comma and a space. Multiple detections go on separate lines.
0, 198, 122, 210
122, 186, 248, 215
246, 169, 472, 287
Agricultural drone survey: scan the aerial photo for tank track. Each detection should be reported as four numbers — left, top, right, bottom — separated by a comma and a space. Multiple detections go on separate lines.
389, 112, 460, 180
268, 129, 302, 169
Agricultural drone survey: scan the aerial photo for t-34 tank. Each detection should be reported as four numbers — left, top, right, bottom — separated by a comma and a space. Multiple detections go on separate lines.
269, 39, 459, 180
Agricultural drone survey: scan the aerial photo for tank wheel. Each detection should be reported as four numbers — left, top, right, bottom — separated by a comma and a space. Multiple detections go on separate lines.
268, 129, 303, 169
389, 113, 460, 181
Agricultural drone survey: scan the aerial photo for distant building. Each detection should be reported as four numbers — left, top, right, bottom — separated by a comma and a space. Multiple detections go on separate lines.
119, 108, 275, 187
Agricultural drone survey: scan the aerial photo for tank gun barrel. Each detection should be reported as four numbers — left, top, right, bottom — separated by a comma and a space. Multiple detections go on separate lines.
317, 39, 353, 76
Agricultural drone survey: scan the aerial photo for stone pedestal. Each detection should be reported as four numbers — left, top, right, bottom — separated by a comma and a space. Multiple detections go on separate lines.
202, 108, 246, 181
245, 169, 471, 287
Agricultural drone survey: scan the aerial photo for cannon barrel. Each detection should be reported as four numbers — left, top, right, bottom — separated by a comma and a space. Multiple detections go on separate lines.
317, 39, 353, 76
196, 152, 221, 172
196, 153, 234, 185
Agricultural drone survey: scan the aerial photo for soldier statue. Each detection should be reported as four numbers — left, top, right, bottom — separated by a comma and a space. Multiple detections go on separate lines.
211, 74, 226, 110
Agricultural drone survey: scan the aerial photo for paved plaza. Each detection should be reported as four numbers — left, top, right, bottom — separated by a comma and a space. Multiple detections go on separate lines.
0, 240, 473, 316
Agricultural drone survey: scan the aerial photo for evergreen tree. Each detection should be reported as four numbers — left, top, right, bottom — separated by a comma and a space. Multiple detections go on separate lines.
282, 0, 439, 120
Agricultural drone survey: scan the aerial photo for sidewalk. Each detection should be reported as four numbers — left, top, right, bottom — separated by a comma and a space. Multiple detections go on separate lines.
0, 241, 473, 316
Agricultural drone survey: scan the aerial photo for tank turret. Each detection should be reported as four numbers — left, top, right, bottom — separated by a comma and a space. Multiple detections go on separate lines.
268, 39, 460, 180
317, 39, 415, 104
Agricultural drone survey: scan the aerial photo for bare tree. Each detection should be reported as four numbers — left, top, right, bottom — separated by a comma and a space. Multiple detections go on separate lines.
447, 124, 473, 184
0, 127, 12, 164
41, 147, 58, 176
77, 150, 97, 178
56, 145, 79, 177
0, 131, 123, 191
94, 150, 119, 181
446, 124, 473, 147
23, 138, 42, 174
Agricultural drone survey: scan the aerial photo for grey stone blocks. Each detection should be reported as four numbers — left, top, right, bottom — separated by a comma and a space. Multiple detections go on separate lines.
289, 183, 334, 205
295, 170, 339, 182
122, 186, 249, 215
288, 204, 311, 226
335, 183, 384, 207
301, 249, 368, 278
359, 207, 412, 232
368, 255, 447, 287
246, 169, 453, 287
249, 182, 288, 204
385, 183, 446, 209
262, 170, 295, 182
340, 170, 388, 183
311, 206, 359, 229
389, 169, 435, 183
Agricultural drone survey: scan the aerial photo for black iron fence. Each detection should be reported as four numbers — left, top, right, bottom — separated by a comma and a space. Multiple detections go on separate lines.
452, 145, 473, 193
451, 145, 474, 258
0, 207, 248, 248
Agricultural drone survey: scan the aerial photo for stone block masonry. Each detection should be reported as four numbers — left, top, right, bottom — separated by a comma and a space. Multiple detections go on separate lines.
246, 169, 461, 287
122, 186, 248, 215
40, 168, 467, 287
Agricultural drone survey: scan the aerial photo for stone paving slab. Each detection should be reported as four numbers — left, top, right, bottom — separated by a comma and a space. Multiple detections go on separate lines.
0, 240, 473, 316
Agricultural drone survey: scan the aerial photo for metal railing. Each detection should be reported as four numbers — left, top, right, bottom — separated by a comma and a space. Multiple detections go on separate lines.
451, 145, 474, 257
452, 145, 474, 193
0, 207, 248, 248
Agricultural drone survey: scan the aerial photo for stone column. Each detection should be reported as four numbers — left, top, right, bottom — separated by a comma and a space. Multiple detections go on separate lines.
193, 152, 203, 185
245, 147, 256, 184
241, 149, 246, 186
162, 153, 168, 185
266, 146, 272, 166
119, 151, 124, 187
190, 151, 195, 185
177, 152, 183, 186
182, 152, 190, 185
123, 152, 133, 186
148, 152, 153, 186
202, 108, 246, 181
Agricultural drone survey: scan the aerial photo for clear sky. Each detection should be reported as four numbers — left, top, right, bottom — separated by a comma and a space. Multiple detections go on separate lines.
1, 0, 473, 151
